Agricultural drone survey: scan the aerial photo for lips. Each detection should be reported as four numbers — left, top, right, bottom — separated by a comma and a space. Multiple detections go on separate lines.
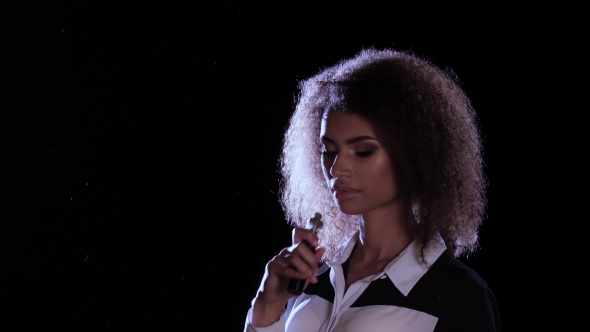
332, 185, 361, 201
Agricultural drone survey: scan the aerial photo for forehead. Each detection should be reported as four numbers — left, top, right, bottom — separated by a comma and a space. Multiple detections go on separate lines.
320, 110, 376, 139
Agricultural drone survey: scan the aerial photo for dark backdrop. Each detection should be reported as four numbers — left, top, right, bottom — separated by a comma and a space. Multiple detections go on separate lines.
1, 1, 587, 330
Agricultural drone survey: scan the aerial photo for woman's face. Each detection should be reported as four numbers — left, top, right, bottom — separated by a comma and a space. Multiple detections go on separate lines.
320, 109, 401, 216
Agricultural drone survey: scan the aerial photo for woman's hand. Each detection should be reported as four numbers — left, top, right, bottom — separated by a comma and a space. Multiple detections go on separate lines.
251, 227, 326, 327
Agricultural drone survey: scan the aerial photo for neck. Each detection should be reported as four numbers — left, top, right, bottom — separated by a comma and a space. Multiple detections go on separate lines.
354, 200, 413, 264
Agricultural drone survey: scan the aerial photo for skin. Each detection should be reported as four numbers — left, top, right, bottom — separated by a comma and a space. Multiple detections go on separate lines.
251, 228, 325, 327
251, 110, 412, 327
320, 110, 413, 290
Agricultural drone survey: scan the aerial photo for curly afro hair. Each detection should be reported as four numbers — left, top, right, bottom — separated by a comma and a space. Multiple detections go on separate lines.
279, 48, 486, 261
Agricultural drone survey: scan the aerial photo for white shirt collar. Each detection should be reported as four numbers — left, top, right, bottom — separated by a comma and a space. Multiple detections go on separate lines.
325, 232, 447, 296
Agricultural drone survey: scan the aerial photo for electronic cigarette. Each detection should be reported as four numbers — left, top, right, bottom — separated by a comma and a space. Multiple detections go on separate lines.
287, 213, 323, 296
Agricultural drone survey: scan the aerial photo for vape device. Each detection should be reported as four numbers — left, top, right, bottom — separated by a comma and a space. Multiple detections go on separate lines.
287, 213, 323, 295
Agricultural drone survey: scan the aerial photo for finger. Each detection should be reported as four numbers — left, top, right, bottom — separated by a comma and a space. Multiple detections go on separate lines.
287, 254, 316, 279
309, 274, 318, 284
302, 274, 318, 286
292, 227, 319, 247
277, 266, 309, 280
314, 246, 326, 262
290, 242, 320, 271
268, 248, 298, 270
278, 248, 291, 256
267, 250, 290, 268
268, 256, 308, 280
286, 269, 309, 280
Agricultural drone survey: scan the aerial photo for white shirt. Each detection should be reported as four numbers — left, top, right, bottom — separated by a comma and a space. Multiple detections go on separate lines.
244, 232, 497, 332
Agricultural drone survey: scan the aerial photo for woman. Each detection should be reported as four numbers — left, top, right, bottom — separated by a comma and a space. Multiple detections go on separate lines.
244, 49, 500, 331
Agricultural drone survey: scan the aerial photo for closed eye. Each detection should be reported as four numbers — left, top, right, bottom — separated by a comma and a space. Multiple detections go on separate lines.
355, 150, 374, 158
321, 150, 337, 157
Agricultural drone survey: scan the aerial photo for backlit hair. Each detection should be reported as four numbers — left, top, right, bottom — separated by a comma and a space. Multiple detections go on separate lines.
279, 48, 486, 261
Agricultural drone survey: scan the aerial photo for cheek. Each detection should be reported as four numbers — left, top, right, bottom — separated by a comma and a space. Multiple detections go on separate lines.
366, 158, 397, 193
321, 156, 332, 179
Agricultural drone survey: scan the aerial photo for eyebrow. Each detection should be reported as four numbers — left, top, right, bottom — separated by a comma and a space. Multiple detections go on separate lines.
321, 135, 378, 145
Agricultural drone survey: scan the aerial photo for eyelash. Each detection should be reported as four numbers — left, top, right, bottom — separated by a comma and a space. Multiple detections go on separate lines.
321, 150, 374, 158
355, 151, 374, 157
321, 150, 337, 157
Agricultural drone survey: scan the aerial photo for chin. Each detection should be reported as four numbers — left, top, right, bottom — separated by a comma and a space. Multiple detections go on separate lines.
335, 202, 365, 216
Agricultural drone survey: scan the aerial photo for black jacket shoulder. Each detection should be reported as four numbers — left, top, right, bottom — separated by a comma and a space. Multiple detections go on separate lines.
407, 251, 501, 332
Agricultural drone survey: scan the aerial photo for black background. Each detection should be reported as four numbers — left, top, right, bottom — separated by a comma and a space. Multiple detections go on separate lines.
1, 1, 587, 330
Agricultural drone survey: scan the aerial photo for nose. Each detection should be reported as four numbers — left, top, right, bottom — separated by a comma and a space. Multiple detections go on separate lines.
329, 153, 353, 178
